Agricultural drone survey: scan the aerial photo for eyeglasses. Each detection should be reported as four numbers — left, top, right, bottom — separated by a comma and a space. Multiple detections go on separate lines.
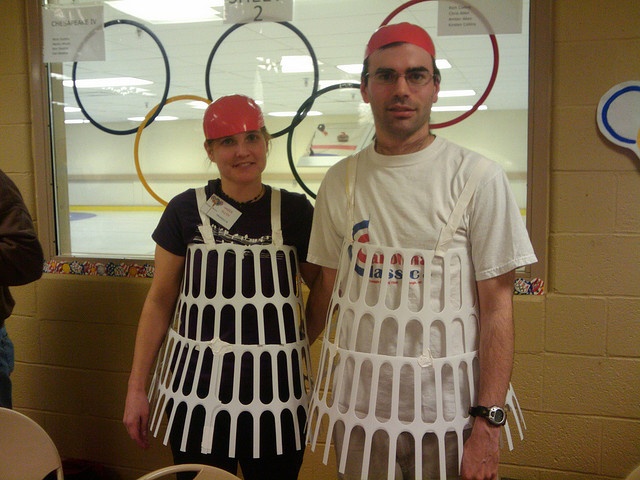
366, 69, 435, 87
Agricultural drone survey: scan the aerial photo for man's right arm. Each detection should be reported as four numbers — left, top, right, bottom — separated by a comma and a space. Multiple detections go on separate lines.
305, 266, 337, 344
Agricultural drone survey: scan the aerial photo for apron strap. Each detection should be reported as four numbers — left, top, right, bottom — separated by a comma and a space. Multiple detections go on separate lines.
345, 154, 358, 240
434, 158, 490, 257
195, 187, 216, 245
271, 187, 283, 247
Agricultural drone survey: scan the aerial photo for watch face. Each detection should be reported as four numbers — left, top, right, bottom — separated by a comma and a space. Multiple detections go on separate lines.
492, 409, 505, 424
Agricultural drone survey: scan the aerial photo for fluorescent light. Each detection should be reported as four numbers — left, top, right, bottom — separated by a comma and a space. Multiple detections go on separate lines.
187, 101, 209, 110
106, 0, 223, 24
280, 56, 315, 73
432, 105, 487, 112
337, 64, 363, 75
438, 90, 476, 98
338, 59, 451, 76
65, 119, 90, 124
318, 80, 361, 89
64, 106, 81, 113
127, 116, 179, 122
63, 77, 152, 88
268, 111, 323, 117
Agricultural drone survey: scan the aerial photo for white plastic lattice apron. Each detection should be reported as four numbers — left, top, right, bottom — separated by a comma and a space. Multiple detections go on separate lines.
148, 188, 313, 458
307, 157, 525, 480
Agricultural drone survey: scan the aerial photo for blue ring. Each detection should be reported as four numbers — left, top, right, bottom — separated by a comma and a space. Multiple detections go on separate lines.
72, 19, 171, 136
600, 85, 640, 144
205, 22, 319, 139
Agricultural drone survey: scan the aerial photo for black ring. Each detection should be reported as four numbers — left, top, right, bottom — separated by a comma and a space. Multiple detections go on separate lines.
205, 22, 319, 139
286, 83, 362, 198
72, 19, 171, 136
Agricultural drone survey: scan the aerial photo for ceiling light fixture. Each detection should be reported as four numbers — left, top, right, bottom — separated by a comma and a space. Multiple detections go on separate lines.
338, 58, 451, 76
127, 115, 179, 122
337, 64, 363, 75
432, 105, 487, 112
106, 0, 223, 24
63, 77, 152, 89
268, 111, 323, 117
280, 56, 316, 73
438, 89, 476, 97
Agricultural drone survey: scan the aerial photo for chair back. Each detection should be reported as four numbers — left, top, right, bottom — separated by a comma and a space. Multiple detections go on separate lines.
0, 407, 64, 480
137, 463, 242, 480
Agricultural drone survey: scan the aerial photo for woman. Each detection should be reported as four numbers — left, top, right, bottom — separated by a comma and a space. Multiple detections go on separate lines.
123, 94, 318, 480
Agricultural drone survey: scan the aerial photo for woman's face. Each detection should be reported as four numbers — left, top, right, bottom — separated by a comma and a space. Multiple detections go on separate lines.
205, 130, 268, 186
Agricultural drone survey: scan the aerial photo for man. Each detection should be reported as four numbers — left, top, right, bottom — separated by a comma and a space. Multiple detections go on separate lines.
0, 170, 44, 408
305, 23, 536, 480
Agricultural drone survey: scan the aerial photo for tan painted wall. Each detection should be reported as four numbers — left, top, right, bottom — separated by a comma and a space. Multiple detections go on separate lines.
2, 1, 639, 479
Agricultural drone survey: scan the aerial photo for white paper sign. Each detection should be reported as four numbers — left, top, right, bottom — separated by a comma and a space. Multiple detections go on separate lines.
438, 0, 522, 36
224, 0, 293, 24
597, 81, 640, 159
42, 5, 105, 63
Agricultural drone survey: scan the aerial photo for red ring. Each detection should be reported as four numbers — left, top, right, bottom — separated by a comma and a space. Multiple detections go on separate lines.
380, 0, 500, 129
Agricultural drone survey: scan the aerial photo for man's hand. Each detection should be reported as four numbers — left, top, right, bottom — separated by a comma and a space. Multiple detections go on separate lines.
460, 419, 501, 480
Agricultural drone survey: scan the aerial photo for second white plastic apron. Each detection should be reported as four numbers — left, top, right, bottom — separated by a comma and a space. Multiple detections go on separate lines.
307, 157, 525, 479
148, 187, 313, 458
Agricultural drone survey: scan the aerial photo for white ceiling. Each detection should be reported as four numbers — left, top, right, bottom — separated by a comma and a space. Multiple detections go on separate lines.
58, 0, 530, 127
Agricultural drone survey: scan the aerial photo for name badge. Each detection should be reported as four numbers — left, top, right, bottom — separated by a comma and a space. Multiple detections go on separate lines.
200, 194, 241, 230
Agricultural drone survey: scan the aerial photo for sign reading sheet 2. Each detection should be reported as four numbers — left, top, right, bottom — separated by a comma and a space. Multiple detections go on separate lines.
42, 5, 105, 63
224, 0, 293, 24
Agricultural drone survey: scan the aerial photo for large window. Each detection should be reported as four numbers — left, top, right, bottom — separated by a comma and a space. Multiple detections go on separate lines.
29, 0, 549, 280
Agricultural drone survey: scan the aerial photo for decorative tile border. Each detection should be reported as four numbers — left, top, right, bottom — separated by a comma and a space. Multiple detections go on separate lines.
43, 259, 545, 294
514, 277, 544, 295
44, 259, 154, 278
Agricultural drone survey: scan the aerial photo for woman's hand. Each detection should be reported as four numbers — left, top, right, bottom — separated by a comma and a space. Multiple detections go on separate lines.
123, 387, 151, 449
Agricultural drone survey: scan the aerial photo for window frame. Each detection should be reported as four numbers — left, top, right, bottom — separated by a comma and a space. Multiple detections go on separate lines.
27, 0, 551, 281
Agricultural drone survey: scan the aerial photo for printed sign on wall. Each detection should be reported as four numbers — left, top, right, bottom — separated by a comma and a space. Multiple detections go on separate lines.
597, 81, 640, 159
438, 0, 522, 35
224, 0, 293, 24
42, 5, 105, 63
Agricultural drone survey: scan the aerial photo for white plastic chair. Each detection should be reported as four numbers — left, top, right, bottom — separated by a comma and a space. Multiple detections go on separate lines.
626, 464, 640, 480
0, 407, 64, 480
137, 463, 242, 480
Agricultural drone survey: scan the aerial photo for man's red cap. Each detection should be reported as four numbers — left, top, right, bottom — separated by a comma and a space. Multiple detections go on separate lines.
203, 94, 264, 140
365, 22, 436, 59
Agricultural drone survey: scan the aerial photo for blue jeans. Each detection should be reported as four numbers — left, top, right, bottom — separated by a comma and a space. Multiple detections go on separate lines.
0, 325, 14, 408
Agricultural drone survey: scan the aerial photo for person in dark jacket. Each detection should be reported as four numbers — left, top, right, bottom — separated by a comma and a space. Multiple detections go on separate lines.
0, 169, 44, 408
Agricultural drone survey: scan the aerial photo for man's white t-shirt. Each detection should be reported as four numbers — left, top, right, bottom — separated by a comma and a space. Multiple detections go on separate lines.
308, 136, 537, 281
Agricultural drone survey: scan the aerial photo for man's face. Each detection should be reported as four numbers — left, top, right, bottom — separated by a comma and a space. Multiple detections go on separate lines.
361, 43, 439, 144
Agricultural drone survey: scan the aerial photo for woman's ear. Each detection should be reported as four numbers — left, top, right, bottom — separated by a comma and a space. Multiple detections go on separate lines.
204, 140, 215, 162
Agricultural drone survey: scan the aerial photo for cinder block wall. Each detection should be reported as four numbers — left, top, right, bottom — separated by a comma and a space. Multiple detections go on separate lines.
2, 1, 639, 479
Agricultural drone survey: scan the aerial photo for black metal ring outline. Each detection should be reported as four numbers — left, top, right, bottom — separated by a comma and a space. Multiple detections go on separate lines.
71, 19, 171, 136
286, 83, 362, 199
205, 22, 319, 139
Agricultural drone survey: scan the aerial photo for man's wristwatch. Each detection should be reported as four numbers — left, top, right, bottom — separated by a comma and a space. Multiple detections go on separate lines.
469, 405, 507, 426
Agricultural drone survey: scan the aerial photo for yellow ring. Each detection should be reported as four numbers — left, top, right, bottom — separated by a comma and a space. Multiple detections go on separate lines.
134, 95, 211, 206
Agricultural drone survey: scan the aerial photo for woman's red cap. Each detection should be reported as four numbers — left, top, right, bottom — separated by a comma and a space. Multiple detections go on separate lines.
203, 94, 264, 140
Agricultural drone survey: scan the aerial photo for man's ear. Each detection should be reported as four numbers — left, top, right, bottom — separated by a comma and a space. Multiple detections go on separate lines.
360, 82, 370, 104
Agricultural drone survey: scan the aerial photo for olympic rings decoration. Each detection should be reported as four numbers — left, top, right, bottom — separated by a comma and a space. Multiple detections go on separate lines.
205, 22, 319, 139
381, 0, 500, 129
133, 95, 212, 206
286, 83, 362, 199
72, 19, 171, 136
